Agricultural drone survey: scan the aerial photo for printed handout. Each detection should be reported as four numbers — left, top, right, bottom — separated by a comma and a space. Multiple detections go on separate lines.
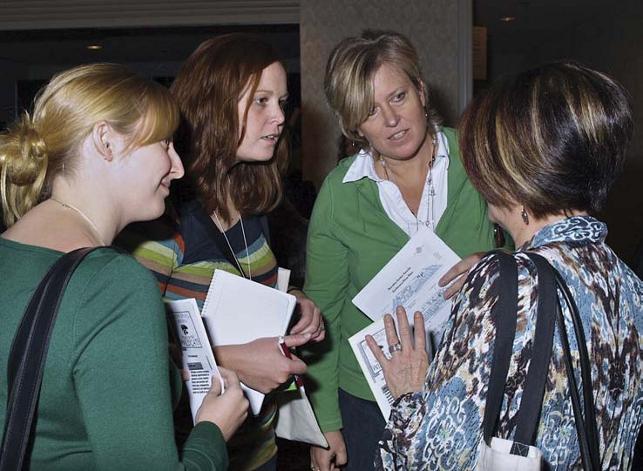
166, 298, 223, 423
350, 228, 461, 418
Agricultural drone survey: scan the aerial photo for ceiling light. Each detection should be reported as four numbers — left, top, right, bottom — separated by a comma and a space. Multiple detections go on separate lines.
500, 16, 516, 22
87, 44, 103, 50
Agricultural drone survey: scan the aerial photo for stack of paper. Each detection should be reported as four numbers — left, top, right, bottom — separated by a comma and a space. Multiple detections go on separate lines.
349, 229, 461, 419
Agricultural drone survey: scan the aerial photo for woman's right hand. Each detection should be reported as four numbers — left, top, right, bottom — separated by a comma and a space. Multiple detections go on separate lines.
310, 431, 347, 471
195, 367, 249, 441
366, 307, 428, 399
215, 334, 310, 394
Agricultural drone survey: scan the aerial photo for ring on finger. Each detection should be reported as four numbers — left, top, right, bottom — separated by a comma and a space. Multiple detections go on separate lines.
388, 342, 402, 354
310, 464, 320, 471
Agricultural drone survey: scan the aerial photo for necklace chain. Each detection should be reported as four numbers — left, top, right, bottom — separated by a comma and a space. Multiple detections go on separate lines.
379, 134, 438, 231
212, 211, 252, 281
50, 197, 106, 246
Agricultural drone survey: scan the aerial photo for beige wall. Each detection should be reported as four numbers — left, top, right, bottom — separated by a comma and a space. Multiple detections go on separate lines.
300, 0, 471, 187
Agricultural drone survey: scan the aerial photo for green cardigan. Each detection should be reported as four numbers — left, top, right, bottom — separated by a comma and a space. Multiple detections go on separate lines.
303, 128, 496, 432
0, 238, 228, 470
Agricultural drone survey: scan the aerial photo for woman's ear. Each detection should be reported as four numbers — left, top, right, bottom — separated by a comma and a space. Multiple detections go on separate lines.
91, 121, 114, 161
418, 79, 427, 109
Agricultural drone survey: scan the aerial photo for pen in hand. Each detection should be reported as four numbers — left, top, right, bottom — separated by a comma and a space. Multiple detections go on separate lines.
278, 336, 304, 388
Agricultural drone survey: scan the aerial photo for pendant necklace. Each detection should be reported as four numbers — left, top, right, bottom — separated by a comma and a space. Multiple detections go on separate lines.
212, 211, 253, 280
379, 134, 438, 231
50, 197, 107, 246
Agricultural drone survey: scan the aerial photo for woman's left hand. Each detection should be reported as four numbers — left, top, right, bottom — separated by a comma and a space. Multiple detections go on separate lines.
439, 252, 485, 300
288, 289, 325, 342
366, 306, 429, 399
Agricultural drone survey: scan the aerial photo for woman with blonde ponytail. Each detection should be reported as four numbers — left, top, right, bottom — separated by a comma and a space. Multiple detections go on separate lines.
0, 113, 48, 226
0, 63, 248, 469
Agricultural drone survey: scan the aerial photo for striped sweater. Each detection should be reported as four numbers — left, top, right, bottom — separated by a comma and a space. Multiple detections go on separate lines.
119, 200, 278, 471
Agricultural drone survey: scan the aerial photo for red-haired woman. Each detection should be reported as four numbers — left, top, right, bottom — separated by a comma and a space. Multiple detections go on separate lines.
122, 34, 324, 471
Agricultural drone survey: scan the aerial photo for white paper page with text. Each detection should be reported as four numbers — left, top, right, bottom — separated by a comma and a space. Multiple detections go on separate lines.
166, 298, 223, 423
352, 228, 460, 332
349, 319, 395, 418
350, 229, 461, 419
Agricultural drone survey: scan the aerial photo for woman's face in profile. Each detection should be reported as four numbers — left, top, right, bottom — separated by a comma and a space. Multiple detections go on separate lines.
357, 62, 428, 161
236, 61, 288, 163
120, 139, 184, 221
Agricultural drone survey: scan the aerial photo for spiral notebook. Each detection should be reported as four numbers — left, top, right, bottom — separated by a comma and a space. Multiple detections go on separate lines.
201, 269, 297, 414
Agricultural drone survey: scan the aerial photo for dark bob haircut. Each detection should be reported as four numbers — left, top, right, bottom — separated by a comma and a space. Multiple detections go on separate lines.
459, 61, 632, 217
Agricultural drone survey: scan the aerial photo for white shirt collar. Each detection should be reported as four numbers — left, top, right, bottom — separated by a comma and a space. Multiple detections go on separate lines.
342, 130, 450, 184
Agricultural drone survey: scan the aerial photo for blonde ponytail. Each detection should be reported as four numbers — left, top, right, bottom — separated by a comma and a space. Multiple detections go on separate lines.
0, 113, 49, 226
0, 63, 179, 227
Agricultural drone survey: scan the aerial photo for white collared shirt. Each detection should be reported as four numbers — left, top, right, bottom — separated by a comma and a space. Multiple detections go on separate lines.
342, 130, 450, 237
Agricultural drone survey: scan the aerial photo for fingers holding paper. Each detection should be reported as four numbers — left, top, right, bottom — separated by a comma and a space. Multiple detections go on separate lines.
439, 252, 485, 300
366, 307, 429, 399
195, 367, 249, 441
288, 289, 326, 342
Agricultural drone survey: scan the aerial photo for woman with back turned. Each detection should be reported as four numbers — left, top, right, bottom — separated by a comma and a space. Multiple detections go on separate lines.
370, 62, 642, 469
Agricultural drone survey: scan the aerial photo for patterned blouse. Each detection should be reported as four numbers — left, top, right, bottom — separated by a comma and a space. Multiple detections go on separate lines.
376, 216, 642, 470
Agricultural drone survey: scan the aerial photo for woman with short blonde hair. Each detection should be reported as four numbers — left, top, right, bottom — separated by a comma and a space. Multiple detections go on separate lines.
324, 30, 440, 149
305, 30, 498, 471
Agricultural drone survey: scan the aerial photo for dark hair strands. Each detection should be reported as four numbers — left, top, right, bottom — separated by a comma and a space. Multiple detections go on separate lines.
171, 33, 287, 223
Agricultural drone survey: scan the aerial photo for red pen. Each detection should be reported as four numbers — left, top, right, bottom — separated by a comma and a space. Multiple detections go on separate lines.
278, 337, 304, 389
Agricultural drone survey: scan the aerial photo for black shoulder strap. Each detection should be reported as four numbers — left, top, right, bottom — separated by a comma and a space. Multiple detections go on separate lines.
530, 253, 600, 470
510, 253, 559, 451
480, 251, 600, 469
0, 247, 104, 471
482, 251, 519, 444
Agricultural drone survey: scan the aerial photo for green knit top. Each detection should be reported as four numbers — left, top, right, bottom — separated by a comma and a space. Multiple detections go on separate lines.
0, 238, 227, 470
303, 127, 497, 432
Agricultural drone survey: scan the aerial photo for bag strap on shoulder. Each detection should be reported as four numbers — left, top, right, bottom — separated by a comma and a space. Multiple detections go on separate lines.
511, 253, 558, 447
527, 253, 600, 470
0, 247, 105, 471
482, 251, 519, 444
481, 250, 600, 470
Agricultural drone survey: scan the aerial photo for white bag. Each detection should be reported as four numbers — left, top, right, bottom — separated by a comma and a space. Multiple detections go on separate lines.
275, 385, 328, 447
476, 437, 543, 471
